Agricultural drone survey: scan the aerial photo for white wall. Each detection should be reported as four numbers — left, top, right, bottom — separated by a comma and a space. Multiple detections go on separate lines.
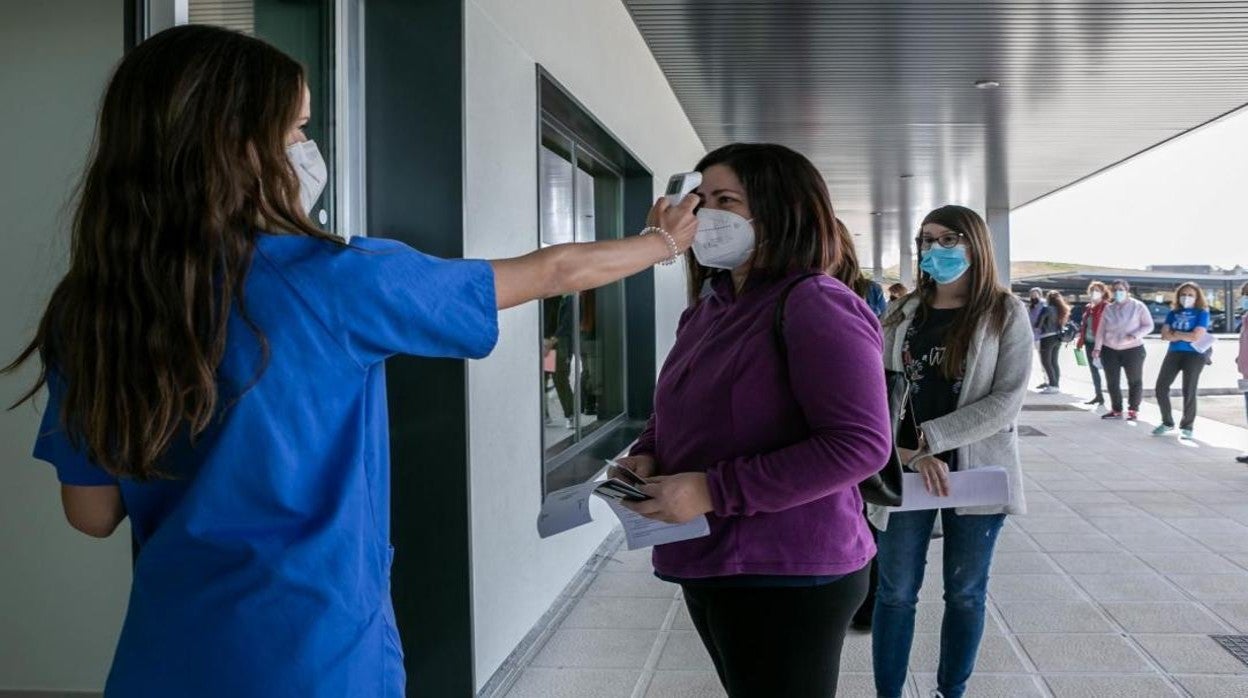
0, 1, 132, 691
463, 0, 704, 686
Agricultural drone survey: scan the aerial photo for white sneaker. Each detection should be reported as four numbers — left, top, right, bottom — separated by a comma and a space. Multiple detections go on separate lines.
564, 418, 574, 429
1042, 386, 1060, 394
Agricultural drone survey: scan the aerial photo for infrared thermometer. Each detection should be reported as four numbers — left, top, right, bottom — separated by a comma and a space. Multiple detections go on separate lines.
664, 171, 702, 206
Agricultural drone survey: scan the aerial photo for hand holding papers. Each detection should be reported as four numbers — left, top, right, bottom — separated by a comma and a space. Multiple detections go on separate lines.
892, 467, 1010, 512
537, 460, 711, 550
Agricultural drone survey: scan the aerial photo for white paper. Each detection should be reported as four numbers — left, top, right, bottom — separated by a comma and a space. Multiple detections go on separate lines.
605, 500, 711, 551
536, 479, 711, 550
1191, 332, 1216, 352
891, 467, 1010, 512
536, 480, 600, 538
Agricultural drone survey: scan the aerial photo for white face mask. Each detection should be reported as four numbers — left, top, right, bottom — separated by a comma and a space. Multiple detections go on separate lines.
692, 208, 756, 270
1179, 295, 1196, 309
1091, 291, 1103, 302
286, 140, 328, 214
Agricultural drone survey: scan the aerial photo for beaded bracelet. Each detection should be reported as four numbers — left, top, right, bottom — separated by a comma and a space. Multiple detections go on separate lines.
640, 226, 681, 266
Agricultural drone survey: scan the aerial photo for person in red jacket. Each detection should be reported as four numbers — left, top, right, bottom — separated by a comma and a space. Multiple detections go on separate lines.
1077, 281, 1110, 406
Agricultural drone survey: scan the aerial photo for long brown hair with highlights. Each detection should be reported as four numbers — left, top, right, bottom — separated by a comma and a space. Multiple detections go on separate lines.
4, 25, 342, 480
884, 205, 1014, 379
685, 143, 841, 304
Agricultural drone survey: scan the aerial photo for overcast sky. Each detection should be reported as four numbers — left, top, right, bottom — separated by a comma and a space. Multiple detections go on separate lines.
1011, 105, 1248, 270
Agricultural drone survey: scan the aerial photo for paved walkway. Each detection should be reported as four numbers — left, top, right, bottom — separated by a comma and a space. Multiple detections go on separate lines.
501, 389, 1248, 697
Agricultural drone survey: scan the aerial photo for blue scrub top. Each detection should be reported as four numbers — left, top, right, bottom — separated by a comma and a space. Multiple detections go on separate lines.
33, 234, 499, 697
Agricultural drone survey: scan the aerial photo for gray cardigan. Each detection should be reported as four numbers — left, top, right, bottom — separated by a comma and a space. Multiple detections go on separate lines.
868, 294, 1032, 529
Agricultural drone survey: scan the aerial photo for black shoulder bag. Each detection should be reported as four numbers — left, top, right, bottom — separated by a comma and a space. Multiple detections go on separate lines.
774, 273, 907, 507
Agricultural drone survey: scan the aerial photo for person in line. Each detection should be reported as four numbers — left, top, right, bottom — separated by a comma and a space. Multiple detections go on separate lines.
1027, 287, 1048, 389
6, 25, 700, 697
1077, 281, 1110, 406
831, 218, 888, 317
1094, 279, 1153, 421
1237, 282, 1248, 463
888, 282, 909, 302
1153, 282, 1212, 440
616, 143, 892, 697
1035, 291, 1070, 394
871, 205, 1031, 698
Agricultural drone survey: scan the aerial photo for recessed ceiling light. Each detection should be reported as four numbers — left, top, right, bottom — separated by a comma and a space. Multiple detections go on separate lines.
900, 174, 914, 179
871, 211, 883, 216
974, 80, 1001, 90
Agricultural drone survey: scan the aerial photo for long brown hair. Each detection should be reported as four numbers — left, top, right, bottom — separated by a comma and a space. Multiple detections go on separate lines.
1047, 291, 1071, 326
685, 143, 841, 303
830, 217, 871, 298
4, 25, 341, 480
885, 205, 1014, 379
1172, 282, 1209, 311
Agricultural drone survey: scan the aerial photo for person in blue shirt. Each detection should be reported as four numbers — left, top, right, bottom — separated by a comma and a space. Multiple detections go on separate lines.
1153, 282, 1212, 440
3, 25, 698, 698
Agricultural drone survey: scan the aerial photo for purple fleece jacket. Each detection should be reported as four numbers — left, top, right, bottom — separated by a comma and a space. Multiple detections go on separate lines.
631, 271, 892, 578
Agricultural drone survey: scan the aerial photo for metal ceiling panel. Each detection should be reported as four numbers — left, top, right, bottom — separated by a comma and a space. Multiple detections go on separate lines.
623, 0, 1248, 263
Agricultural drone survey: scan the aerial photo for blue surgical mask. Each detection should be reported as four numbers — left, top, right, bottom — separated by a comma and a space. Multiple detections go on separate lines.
919, 245, 971, 285
1241, 297, 1248, 311
1114, 290, 1128, 303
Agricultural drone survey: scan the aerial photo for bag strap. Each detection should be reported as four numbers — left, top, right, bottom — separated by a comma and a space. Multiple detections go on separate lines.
773, 272, 825, 352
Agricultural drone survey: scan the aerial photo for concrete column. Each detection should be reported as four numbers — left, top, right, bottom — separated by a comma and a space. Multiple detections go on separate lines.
987, 207, 1011, 286
898, 183, 914, 287
871, 213, 884, 280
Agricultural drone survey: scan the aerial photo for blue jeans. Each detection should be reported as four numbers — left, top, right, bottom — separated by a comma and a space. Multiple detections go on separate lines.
872, 509, 1006, 698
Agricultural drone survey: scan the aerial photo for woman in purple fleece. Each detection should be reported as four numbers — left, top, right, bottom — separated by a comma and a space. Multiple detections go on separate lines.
617, 143, 893, 697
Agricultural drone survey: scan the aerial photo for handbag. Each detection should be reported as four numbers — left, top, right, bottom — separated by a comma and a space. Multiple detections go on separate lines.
774, 273, 905, 507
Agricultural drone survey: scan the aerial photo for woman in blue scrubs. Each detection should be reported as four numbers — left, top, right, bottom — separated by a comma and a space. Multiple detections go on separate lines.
6, 25, 697, 697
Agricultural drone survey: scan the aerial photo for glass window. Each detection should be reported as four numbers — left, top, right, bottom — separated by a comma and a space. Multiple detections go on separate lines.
540, 120, 627, 472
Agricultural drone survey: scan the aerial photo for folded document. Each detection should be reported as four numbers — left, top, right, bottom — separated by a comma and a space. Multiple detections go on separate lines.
892, 467, 1010, 512
537, 477, 710, 550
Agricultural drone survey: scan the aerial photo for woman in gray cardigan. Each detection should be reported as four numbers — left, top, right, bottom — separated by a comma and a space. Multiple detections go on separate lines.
870, 205, 1031, 698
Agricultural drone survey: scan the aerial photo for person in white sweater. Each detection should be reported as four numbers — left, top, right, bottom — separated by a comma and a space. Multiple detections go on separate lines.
1093, 279, 1154, 420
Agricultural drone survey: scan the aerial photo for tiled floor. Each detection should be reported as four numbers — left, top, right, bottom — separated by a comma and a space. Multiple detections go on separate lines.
501, 385, 1248, 697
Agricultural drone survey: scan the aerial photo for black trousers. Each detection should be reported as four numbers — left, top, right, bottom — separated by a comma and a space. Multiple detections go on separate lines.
682, 566, 869, 698
1102, 345, 1146, 412
1039, 335, 1062, 387
1156, 351, 1206, 429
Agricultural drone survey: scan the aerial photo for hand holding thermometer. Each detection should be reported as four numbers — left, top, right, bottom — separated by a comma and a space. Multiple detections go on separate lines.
663, 171, 702, 207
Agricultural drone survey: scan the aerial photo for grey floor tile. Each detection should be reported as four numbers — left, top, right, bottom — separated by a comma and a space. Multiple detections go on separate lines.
1136, 634, 1248, 674
530, 628, 659, 669
1198, 533, 1248, 554
1073, 574, 1186, 602
1043, 674, 1180, 697
1162, 517, 1248, 536
990, 551, 1061, 574
671, 603, 694, 631
1174, 674, 1248, 698
643, 671, 726, 698
1166, 573, 1248, 601
1049, 551, 1151, 574
605, 547, 657, 572
1112, 533, 1205, 554
505, 668, 640, 698
1136, 501, 1221, 518
997, 601, 1115, 633
832, 673, 877, 698
1137, 551, 1245, 575
914, 673, 1046, 697
1030, 532, 1121, 553
995, 531, 1038, 552
657, 631, 716, 671
990, 574, 1084, 602
1051, 490, 1129, 505
839, 632, 875, 672
1013, 516, 1098, 534
908, 633, 1027, 673
584, 571, 679, 598
1018, 633, 1152, 672
1102, 602, 1232, 633
1087, 516, 1178, 537
561, 596, 675, 630
1208, 602, 1248, 632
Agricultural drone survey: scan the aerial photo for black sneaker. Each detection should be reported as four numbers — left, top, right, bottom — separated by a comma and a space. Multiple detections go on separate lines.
1084, 397, 1104, 406
1035, 383, 1049, 390
1237, 454, 1248, 464
1101, 411, 1123, 420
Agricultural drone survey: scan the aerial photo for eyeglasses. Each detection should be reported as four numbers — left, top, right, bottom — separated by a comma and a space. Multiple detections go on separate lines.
915, 231, 967, 250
